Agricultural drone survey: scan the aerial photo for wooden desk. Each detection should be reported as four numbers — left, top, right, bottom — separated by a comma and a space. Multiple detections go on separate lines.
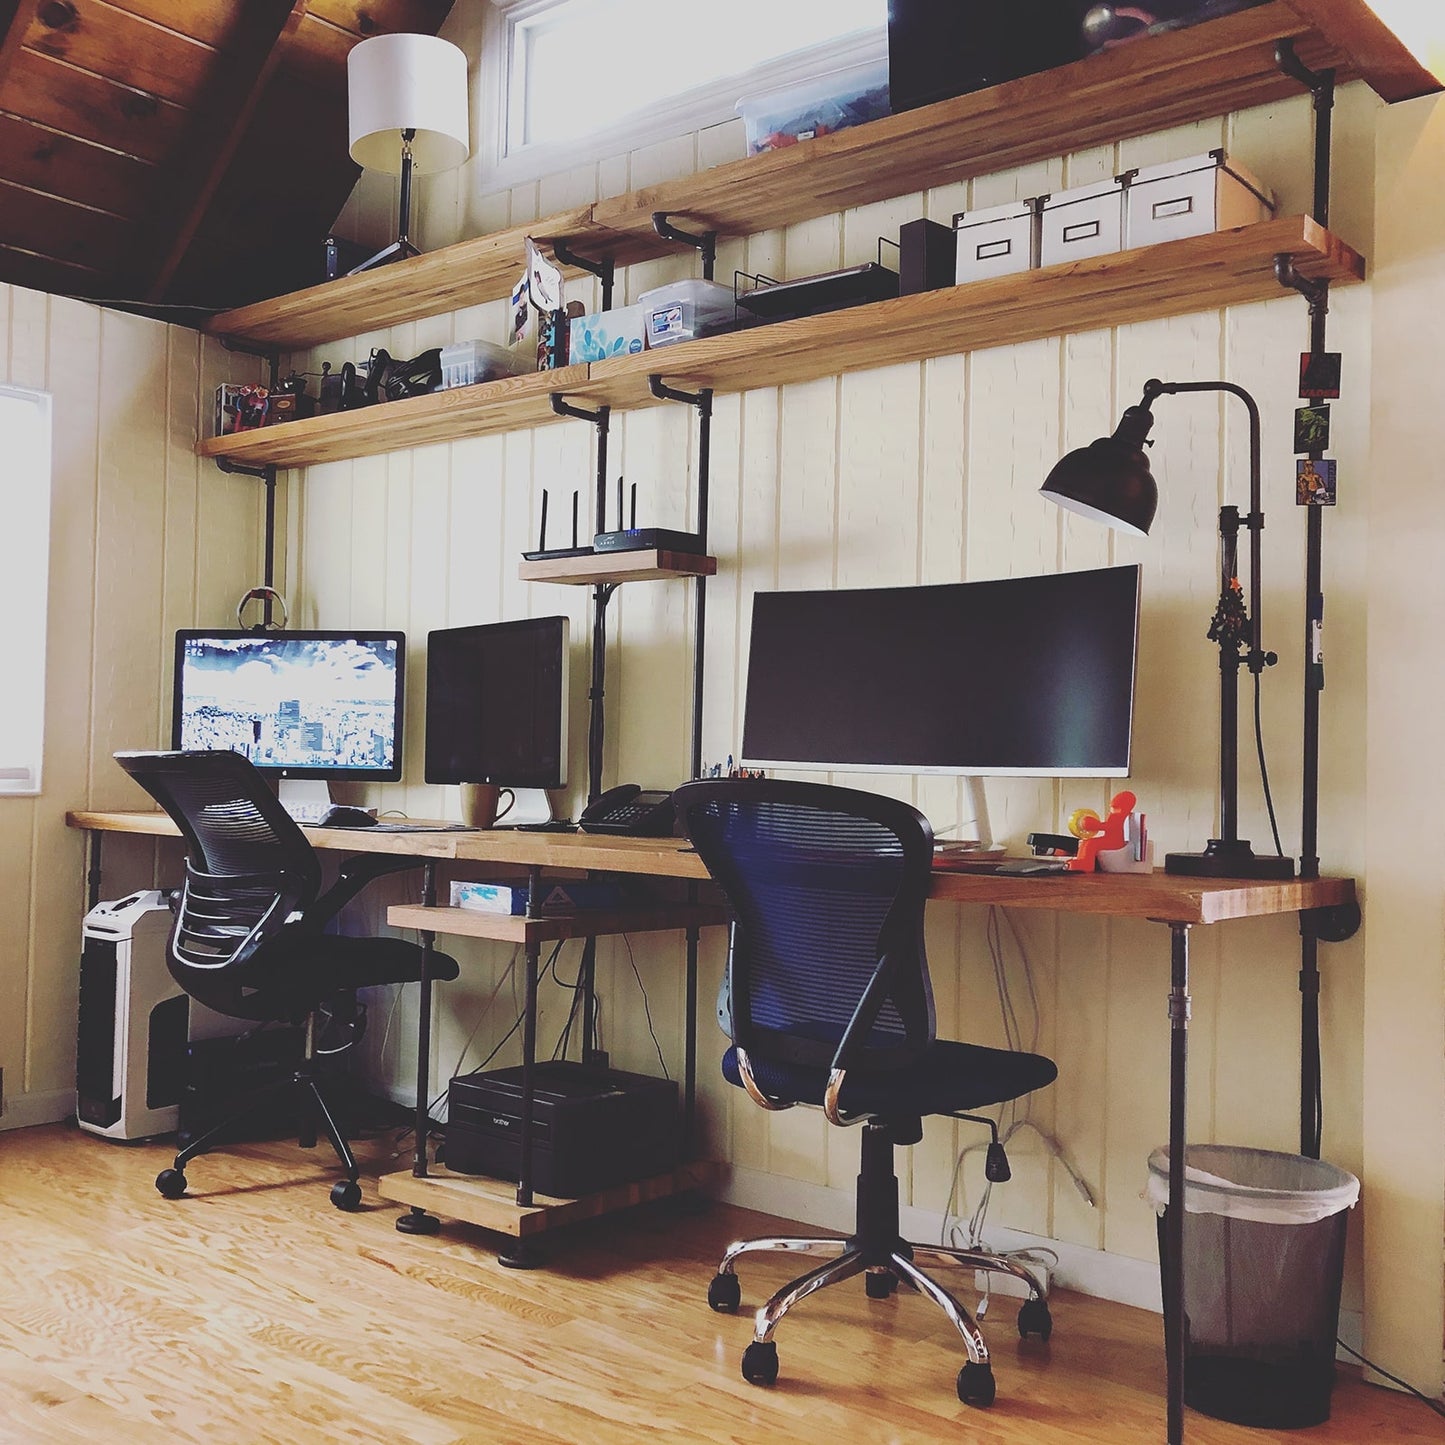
67, 810, 1358, 1435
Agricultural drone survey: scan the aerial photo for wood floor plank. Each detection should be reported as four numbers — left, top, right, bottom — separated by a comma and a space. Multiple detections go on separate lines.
1, 1122, 1438, 1444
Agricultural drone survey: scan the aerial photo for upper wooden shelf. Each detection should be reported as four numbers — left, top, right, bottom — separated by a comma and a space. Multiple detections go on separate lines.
200, 1, 1422, 353
195, 215, 1364, 469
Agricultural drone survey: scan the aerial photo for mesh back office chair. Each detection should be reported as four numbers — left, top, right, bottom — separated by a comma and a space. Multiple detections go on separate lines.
114, 750, 459, 1211
675, 778, 1058, 1407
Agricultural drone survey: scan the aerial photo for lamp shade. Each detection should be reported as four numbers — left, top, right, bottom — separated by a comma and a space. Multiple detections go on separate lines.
348, 33, 470, 174
1040, 404, 1159, 536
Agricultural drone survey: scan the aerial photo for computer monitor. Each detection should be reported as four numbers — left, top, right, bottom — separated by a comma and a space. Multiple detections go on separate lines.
172, 630, 406, 781
741, 564, 1140, 777
425, 617, 569, 789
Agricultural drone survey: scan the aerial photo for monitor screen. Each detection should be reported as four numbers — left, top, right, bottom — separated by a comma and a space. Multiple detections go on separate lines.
425, 617, 569, 789
741, 564, 1140, 777
172, 630, 406, 780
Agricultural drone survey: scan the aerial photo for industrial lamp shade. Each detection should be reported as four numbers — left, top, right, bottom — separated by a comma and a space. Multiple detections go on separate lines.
1039, 404, 1159, 537
348, 33, 470, 174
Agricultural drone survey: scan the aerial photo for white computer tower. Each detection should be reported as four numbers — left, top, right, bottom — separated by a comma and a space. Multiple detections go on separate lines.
76, 890, 242, 1140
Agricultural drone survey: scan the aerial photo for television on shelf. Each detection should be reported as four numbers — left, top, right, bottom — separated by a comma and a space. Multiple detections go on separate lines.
741, 564, 1141, 778
172, 630, 406, 781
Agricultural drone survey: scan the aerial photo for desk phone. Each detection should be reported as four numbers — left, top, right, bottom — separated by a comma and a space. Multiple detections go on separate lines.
577, 785, 675, 837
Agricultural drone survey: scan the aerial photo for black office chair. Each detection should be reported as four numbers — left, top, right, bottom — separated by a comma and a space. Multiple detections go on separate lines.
674, 778, 1058, 1407
113, 749, 459, 1211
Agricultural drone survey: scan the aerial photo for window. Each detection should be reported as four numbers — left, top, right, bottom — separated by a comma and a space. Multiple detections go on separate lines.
0, 385, 52, 796
482, 0, 886, 190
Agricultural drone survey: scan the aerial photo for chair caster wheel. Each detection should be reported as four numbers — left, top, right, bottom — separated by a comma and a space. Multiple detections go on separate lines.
741, 1340, 778, 1386
1018, 1296, 1053, 1341
865, 1269, 898, 1299
156, 1167, 187, 1199
708, 1272, 741, 1312
957, 1361, 996, 1408
330, 1179, 362, 1211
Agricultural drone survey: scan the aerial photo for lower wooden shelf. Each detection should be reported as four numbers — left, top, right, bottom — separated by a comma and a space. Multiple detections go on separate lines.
377, 1158, 723, 1239
518, 549, 717, 585
387, 901, 726, 943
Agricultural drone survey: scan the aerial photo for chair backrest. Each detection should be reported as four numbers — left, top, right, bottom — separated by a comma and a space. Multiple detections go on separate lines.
114, 750, 322, 1017
673, 778, 936, 1074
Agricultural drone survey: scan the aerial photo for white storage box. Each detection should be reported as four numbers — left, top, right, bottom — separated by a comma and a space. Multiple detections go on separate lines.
1039, 177, 1126, 267
639, 279, 737, 348
952, 199, 1039, 283
1125, 149, 1275, 247
569, 304, 648, 363
439, 339, 534, 389
737, 57, 890, 156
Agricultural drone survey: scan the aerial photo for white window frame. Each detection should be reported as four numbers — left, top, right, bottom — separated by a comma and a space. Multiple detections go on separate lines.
478, 0, 887, 196
0, 384, 52, 797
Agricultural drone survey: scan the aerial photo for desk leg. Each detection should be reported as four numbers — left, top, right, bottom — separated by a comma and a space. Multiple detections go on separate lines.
498, 871, 544, 1270
580, 935, 599, 1063
1166, 921, 1192, 1445
397, 861, 441, 1237
684, 913, 699, 1148
86, 830, 104, 910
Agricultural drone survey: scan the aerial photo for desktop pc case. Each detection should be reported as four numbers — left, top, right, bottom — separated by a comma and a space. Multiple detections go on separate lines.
445, 1061, 678, 1198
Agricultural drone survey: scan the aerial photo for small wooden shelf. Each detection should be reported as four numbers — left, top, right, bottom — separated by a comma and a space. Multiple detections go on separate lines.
377, 1159, 722, 1240
194, 216, 1364, 470
386, 901, 726, 943
518, 550, 717, 585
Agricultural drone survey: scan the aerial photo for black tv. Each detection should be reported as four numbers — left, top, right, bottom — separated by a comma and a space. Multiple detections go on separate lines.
172, 630, 405, 780
741, 564, 1140, 777
425, 618, 570, 789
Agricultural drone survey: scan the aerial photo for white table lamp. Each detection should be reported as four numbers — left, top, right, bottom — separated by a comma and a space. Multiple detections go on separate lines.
346, 32, 470, 273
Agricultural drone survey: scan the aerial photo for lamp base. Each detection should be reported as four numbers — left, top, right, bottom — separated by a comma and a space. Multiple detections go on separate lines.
1165, 838, 1295, 880
347, 238, 420, 276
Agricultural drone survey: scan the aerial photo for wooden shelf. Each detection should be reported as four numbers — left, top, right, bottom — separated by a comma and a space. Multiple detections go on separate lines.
386, 900, 726, 944
518, 550, 717, 585
193, 216, 1364, 469
200, 2, 1417, 352
377, 1159, 722, 1240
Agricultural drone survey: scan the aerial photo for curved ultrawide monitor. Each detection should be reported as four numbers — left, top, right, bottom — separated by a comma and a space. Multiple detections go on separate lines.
741, 565, 1140, 777
172, 630, 405, 780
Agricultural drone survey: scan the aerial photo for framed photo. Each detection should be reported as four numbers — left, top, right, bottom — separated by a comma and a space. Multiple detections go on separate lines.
1299, 351, 1342, 400
1296, 457, 1337, 506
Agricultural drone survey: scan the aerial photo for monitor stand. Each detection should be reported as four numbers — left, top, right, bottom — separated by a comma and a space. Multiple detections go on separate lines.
501, 787, 556, 828
278, 778, 332, 823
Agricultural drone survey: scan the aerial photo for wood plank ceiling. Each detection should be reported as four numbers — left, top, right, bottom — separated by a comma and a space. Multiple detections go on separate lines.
0, 0, 455, 318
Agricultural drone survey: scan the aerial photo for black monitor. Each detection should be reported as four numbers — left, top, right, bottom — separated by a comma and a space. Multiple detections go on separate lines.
741, 564, 1140, 777
172, 630, 406, 780
425, 617, 570, 789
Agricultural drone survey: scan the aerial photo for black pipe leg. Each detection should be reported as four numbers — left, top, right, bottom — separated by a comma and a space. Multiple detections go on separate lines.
1166, 922, 1191, 1445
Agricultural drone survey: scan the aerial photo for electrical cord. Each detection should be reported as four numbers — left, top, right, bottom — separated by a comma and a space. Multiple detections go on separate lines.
1335, 1341, 1445, 1419
622, 934, 669, 1080
1252, 669, 1286, 858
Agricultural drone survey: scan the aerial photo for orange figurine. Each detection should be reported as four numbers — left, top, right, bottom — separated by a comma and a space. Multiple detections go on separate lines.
1066, 790, 1137, 872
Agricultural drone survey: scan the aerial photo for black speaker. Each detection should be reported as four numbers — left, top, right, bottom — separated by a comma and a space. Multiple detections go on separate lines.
899, 218, 958, 295
887, 0, 1087, 114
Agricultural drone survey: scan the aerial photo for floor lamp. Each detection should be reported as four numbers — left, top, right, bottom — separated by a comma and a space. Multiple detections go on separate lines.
346, 33, 470, 274
1040, 377, 1295, 881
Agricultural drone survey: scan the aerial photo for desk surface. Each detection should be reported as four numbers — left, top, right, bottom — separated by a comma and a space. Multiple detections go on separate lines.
67, 810, 1355, 926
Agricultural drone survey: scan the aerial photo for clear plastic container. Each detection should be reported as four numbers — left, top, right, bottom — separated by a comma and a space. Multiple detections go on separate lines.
439, 339, 533, 389
638, 279, 737, 348
736, 57, 890, 156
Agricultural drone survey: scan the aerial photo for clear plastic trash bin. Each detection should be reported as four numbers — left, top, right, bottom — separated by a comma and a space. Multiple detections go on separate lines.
1147, 1144, 1359, 1428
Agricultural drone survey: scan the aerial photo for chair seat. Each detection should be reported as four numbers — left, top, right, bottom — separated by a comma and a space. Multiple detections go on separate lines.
255, 933, 460, 1011
722, 1039, 1057, 1117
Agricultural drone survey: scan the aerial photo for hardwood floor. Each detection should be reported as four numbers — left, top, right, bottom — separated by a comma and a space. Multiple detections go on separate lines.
0, 1122, 1436, 1444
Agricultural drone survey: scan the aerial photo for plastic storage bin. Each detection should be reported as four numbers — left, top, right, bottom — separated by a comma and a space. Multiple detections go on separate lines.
737, 57, 890, 156
639, 279, 737, 347
438, 339, 533, 389
1147, 1144, 1360, 1428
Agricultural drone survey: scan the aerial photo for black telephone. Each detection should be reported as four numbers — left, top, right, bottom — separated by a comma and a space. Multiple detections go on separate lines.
577, 784, 675, 837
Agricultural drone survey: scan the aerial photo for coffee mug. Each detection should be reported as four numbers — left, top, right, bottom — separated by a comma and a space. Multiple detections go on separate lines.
460, 783, 515, 829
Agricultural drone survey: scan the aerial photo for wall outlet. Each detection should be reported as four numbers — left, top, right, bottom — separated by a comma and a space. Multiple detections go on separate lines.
975, 1254, 1052, 1301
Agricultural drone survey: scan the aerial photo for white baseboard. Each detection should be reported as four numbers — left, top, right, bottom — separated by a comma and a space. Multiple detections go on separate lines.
0, 1088, 74, 1132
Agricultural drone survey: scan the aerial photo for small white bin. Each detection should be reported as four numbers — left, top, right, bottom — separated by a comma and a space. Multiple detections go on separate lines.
568, 304, 648, 363
1039, 177, 1126, 267
639, 279, 737, 348
736, 57, 890, 156
1125, 149, 1275, 247
952, 198, 1039, 283
439, 339, 534, 389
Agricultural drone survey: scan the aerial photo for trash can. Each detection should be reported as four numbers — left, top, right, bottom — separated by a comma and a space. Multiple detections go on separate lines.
1147, 1144, 1360, 1429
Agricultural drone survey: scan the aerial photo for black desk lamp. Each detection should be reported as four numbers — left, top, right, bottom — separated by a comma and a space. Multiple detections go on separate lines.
1040, 378, 1294, 880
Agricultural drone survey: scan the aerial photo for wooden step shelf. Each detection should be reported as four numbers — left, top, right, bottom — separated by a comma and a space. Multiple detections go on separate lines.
378, 1158, 722, 1240
386, 900, 726, 944
195, 216, 1364, 470
200, 1, 1422, 353
518, 550, 717, 585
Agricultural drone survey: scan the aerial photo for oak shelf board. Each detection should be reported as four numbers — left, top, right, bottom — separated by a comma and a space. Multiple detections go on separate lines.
377, 1159, 723, 1239
197, 2, 1409, 353
386, 900, 727, 943
518, 550, 717, 585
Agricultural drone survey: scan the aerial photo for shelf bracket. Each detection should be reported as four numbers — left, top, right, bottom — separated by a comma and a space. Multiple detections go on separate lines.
551, 240, 615, 311
1274, 254, 1330, 328
651, 212, 717, 281
549, 394, 610, 429
213, 460, 281, 626
1276, 39, 1336, 230
647, 375, 712, 413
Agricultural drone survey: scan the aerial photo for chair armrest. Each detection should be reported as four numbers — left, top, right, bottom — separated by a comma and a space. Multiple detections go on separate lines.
308, 854, 428, 927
